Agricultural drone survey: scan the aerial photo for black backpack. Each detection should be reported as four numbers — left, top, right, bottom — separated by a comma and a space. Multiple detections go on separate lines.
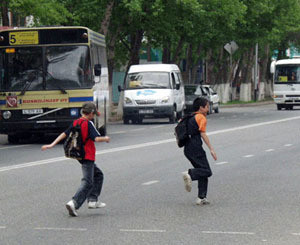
174, 114, 194, 148
63, 119, 88, 160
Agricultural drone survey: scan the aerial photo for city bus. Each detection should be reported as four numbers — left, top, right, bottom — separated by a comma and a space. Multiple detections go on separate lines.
0, 26, 109, 143
271, 59, 300, 110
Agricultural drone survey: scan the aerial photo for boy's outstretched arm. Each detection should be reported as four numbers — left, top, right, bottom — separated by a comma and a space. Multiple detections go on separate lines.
201, 132, 217, 160
95, 136, 110, 143
41, 132, 67, 151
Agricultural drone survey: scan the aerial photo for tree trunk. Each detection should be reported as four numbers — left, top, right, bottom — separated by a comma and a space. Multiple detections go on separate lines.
1, 0, 9, 26
162, 46, 171, 63
125, 29, 144, 73
240, 47, 254, 101
99, 0, 115, 36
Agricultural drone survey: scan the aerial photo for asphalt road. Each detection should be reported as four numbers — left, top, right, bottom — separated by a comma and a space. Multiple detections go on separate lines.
1, 103, 300, 245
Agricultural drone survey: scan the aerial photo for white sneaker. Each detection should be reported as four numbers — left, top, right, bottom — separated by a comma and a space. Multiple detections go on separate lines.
88, 201, 106, 209
66, 200, 78, 217
182, 172, 192, 192
196, 197, 210, 205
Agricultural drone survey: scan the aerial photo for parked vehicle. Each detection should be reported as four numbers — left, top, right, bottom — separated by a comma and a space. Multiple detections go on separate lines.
118, 64, 185, 124
202, 85, 220, 114
184, 84, 209, 114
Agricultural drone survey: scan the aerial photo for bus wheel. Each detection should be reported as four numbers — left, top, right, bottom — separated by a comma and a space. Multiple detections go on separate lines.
8, 134, 19, 144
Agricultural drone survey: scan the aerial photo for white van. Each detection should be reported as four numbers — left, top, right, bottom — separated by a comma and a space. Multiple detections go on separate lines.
118, 64, 185, 124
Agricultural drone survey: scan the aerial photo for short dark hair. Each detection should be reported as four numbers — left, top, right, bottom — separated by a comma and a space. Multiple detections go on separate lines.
81, 102, 97, 115
193, 97, 209, 111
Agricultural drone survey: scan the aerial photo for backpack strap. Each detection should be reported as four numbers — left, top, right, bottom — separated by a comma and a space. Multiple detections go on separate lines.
76, 118, 89, 144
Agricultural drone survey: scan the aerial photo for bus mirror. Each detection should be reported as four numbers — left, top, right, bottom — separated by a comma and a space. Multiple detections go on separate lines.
270, 60, 276, 74
94, 64, 101, 76
176, 83, 180, 90
118, 85, 123, 92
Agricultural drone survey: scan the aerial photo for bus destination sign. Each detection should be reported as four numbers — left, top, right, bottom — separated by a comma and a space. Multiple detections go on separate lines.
9, 31, 39, 45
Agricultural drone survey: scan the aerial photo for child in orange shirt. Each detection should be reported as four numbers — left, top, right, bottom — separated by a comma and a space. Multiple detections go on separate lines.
182, 97, 217, 205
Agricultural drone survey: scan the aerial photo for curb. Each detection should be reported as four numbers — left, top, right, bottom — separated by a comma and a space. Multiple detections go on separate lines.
220, 100, 274, 108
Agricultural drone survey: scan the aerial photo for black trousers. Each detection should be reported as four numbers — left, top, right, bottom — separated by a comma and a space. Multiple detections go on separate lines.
184, 148, 212, 199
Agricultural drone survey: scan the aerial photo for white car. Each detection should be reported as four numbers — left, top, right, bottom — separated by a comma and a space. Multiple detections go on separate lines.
202, 85, 220, 114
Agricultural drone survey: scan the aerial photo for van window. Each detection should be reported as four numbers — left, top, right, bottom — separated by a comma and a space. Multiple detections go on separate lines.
125, 72, 171, 89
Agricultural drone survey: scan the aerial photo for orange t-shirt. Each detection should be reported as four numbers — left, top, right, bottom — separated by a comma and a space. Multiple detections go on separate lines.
194, 113, 207, 133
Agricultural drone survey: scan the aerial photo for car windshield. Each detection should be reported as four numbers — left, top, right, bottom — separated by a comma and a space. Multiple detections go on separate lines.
125, 72, 170, 89
0, 45, 93, 92
185, 86, 204, 96
274, 65, 300, 84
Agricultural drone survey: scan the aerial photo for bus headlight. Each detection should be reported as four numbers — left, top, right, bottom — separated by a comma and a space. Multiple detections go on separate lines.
273, 94, 283, 98
125, 97, 133, 104
3, 111, 12, 119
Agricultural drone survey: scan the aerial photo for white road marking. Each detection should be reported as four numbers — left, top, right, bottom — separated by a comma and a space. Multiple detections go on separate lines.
109, 131, 126, 134
2, 116, 300, 173
0, 145, 29, 150
131, 128, 145, 132
291, 233, 300, 236
150, 125, 165, 129
265, 149, 275, 152
34, 227, 87, 231
0, 226, 6, 229
215, 161, 228, 165
243, 155, 254, 158
142, 180, 159, 185
284, 144, 293, 147
120, 229, 166, 233
202, 231, 255, 235
207, 115, 300, 136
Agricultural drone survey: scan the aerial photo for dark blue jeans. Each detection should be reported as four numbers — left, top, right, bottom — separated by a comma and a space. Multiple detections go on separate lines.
72, 160, 104, 209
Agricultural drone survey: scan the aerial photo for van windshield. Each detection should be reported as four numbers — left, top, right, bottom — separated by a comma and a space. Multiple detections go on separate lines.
275, 65, 300, 84
125, 72, 170, 89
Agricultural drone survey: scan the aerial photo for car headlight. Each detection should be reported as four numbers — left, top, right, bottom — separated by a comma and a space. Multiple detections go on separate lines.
273, 94, 283, 98
161, 96, 170, 103
3, 111, 12, 119
124, 97, 133, 104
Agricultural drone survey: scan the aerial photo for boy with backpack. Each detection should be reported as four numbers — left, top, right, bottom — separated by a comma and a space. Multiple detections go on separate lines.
182, 97, 217, 205
41, 102, 110, 217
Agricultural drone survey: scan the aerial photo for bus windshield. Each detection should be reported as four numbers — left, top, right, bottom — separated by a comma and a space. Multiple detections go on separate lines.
0, 45, 93, 92
125, 72, 170, 89
274, 65, 300, 84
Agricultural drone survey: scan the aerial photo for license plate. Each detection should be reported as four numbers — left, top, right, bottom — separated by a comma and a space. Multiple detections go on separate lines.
139, 109, 153, 114
22, 109, 43, 114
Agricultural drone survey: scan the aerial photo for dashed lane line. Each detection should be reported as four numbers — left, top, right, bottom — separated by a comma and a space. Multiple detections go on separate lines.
0, 226, 6, 229
265, 149, 275, 152
202, 231, 255, 235
243, 155, 254, 158
215, 161, 228, 165
142, 180, 159, 185
284, 144, 293, 147
34, 227, 87, 231
120, 229, 166, 233
1, 116, 300, 173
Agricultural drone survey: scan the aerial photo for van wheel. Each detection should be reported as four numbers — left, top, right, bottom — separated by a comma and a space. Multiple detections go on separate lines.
169, 108, 177, 123
214, 106, 219, 113
277, 104, 282, 110
209, 102, 213, 114
123, 117, 129, 124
